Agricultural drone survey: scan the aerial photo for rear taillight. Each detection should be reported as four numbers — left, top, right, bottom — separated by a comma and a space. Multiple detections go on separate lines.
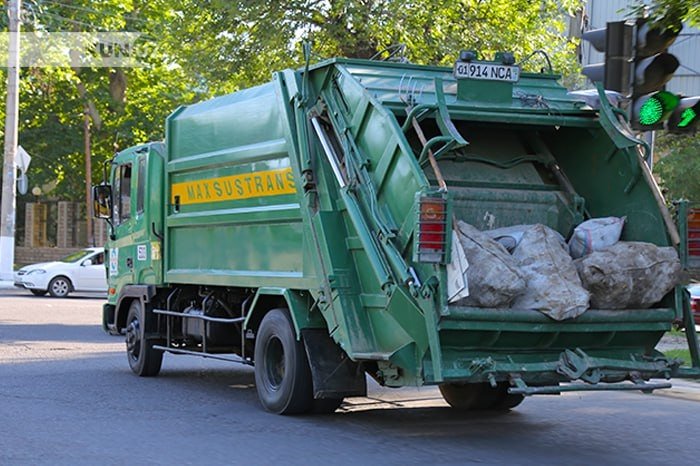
691, 298, 700, 312
416, 195, 449, 263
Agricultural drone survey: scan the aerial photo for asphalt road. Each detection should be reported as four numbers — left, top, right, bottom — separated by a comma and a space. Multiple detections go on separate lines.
1, 287, 700, 466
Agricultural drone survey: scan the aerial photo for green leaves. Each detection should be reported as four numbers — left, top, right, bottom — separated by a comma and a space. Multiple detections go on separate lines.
9, 0, 584, 202
655, 133, 700, 202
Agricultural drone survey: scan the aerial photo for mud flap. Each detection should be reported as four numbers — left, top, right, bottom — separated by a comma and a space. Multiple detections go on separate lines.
302, 329, 367, 399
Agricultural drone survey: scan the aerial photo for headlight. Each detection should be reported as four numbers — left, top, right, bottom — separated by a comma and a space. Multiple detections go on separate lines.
27, 269, 46, 275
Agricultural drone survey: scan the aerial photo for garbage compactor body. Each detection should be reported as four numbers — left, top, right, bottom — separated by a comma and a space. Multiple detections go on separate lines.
99, 56, 698, 413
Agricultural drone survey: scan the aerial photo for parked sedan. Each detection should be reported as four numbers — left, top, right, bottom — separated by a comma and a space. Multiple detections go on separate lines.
14, 247, 107, 297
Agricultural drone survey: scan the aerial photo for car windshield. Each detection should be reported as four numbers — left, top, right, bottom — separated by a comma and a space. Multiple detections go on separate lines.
60, 250, 94, 263
688, 284, 700, 297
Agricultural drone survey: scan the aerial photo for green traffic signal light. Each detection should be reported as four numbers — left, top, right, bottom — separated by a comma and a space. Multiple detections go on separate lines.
638, 98, 664, 125
678, 107, 697, 128
634, 91, 680, 127
668, 97, 700, 132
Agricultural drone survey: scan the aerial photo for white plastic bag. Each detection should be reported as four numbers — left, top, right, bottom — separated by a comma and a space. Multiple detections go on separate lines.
447, 229, 470, 303
568, 217, 625, 259
511, 224, 590, 320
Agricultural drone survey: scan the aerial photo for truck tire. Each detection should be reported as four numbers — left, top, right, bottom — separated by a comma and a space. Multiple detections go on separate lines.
125, 300, 163, 377
492, 384, 525, 410
254, 308, 313, 414
438, 382, 501, 410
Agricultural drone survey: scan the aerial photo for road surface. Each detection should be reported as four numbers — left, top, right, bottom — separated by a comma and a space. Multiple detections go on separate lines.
1, 287, 699, 465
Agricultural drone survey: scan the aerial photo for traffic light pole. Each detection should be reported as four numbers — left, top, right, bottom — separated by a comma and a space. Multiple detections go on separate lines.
0, 0, 21, 280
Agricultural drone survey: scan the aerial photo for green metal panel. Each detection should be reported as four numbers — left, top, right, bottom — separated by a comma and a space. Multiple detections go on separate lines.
163, 82, 317, 289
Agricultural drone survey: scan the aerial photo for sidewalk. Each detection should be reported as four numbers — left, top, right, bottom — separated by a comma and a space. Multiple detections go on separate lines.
657, 379, 700, 402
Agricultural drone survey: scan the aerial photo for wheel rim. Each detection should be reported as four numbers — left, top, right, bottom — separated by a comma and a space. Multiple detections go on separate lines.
125, 316, 141, 362
264, 336, 285, 391
51, 279, 68, 296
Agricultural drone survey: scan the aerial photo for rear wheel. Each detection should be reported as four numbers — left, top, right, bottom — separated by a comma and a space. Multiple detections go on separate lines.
125, 300, 163, 376
30, 289, 47, 297
48, 276, 71, 298
439, 382, 506, 410
492, 384, 525, 410
254, 308, 313, 414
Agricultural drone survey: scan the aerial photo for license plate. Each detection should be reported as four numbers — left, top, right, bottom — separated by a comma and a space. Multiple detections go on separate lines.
454, 62, 520, 83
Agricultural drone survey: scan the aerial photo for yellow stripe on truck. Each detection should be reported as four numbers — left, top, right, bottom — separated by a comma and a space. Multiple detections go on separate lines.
171, 167, 296, 205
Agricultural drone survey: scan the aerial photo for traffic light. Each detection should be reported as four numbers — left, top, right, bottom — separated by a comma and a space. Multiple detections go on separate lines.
633, 90, 679, 128
629, 18, 682, 130
667, 97, 700, 132
581, 16, 698, 133
581, 21, 635, 95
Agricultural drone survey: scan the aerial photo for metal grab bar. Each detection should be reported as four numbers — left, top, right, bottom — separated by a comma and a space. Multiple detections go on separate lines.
310, 116, 347, 188
153, 308, 245, 324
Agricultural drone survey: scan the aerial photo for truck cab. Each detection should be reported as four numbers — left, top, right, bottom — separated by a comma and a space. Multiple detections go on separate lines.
95, 142, 165, 333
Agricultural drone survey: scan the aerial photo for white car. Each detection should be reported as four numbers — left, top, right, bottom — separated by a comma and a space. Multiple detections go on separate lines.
14, 247, 107, 297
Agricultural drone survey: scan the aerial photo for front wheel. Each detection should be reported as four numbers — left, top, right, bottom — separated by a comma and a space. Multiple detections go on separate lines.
254, 308, 313, 414
48, 276, 71, 298
125, 300, 163, 376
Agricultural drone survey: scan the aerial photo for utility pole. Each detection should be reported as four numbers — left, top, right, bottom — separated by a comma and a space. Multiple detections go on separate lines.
0, 0, 21, 280
84, 107, 93, 246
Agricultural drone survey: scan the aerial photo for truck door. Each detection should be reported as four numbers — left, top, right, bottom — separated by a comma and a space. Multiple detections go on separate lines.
109, 162, 136, 285
108, 146, 165, 288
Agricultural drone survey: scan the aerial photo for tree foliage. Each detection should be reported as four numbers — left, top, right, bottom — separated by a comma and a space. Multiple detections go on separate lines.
630, 0, 700, 29
165, 0, 583, 91
655, 133, 700, 202
1, 0, 584, 204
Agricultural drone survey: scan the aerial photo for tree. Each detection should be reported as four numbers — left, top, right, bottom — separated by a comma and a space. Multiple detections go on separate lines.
163, 0, 584, 91
630, 0, 700, 29
2, 0, 202, 202
654, 133, 700, 202
3, 0, 586, 206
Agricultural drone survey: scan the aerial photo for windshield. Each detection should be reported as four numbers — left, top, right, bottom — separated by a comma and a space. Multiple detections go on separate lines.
60, 250, 94, 263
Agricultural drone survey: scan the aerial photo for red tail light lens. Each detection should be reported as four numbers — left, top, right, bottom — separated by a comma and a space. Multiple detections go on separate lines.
417, 197, 447, 263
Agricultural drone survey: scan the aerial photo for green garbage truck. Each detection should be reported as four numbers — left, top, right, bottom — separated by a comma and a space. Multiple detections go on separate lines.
93, 51, 700, 414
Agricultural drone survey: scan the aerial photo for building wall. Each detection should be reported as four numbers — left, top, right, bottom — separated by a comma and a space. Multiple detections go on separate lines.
15, 247, 82, 267
582, 0, 700, 96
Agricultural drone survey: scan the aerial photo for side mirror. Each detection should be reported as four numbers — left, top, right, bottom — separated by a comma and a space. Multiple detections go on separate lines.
82, 259, 93, 266
93, 184, 112, 219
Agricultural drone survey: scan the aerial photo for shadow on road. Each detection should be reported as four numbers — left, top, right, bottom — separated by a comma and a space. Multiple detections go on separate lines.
0, 323, 114, 344
3, 293, 106, 300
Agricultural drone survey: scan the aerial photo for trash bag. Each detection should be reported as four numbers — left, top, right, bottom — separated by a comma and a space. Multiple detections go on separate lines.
511, 224, 590, 320
484, 225, 531, 253
574, 241, 681, 309
568, 216, 625, 259
454, 221, 526, 308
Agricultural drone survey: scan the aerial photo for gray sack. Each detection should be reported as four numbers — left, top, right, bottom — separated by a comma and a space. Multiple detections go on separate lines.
455, 221, 526, 308
574, 241, 681, 309
511, 224, 590, 321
